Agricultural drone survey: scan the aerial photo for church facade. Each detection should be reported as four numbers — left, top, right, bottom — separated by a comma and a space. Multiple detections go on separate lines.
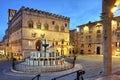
3, 6, 71, 59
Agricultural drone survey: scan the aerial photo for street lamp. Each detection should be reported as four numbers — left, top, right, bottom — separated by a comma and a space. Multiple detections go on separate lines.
101, 0, 116, 76
111, 5, 120, 13
102, 0, 120, 76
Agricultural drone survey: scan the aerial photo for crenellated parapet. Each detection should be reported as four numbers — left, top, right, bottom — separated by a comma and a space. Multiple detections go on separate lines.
20, 6, 70, 21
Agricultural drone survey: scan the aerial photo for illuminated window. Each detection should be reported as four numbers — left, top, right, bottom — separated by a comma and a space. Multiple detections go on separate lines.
117, 21, 120, 27
88, 43, 92, 48
116, 42, 120, 47
96, 24, 102, 28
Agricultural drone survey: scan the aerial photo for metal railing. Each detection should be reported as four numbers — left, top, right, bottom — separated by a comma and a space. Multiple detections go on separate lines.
32, 74, 41, 80
51, 70, 85, 80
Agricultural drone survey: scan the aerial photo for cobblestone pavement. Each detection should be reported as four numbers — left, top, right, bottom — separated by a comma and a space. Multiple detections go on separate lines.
0, 55, 120, 80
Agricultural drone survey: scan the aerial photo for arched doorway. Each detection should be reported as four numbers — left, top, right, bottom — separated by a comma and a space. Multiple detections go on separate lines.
96, 47, 100, 55
35, 40, 42, 51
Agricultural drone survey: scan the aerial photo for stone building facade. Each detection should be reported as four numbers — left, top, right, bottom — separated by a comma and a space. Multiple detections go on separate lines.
70, 16, 120, 55
3, 6, 71, 59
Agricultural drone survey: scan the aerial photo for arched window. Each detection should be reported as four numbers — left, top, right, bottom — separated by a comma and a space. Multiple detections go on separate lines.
61, 39, 64, 44
28, 20, 34, 28
37, 22, 41, 29
61, 26, 65, 32
44, 23, 49, 30
55, 25, 59, 31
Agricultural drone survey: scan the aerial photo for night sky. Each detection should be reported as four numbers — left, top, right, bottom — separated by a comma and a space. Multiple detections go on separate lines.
0, 0, 120, 41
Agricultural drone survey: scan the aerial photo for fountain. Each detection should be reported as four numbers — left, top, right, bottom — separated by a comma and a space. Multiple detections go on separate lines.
14, 39, 73, 72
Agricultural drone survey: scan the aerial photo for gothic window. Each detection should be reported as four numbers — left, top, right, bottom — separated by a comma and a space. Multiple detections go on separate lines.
52, 42, 54, 47
61, 39, 64, 44
117, 33, 120, 38
65, 23, 67, 27
55, 25, 59, 31
117, 21, 120, 27
52, 21, 55, 25
56, 41, 58, 45
37, 22, 41, 29
28, 20, 34, 28
61, 26, 65, 32
88, 43, 92, 48
44, 23, 49, 30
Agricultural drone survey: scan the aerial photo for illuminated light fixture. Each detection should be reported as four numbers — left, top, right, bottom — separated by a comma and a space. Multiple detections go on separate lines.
115, 0, 120, 6
116, 48, 119, 51
84, 26, 88, 31
111, 5, 118, 13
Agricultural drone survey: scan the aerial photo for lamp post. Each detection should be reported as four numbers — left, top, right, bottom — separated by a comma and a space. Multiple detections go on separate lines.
101, 0, 116, 76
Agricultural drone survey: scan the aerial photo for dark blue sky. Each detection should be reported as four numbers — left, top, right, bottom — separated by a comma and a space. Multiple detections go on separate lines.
0, 0, 120, 41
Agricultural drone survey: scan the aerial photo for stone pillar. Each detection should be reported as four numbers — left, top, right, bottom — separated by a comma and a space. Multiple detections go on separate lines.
101, 0, 116, 76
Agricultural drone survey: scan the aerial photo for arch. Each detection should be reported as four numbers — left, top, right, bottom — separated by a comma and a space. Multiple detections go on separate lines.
96, 47, 100, 55
35, 40, 42, 51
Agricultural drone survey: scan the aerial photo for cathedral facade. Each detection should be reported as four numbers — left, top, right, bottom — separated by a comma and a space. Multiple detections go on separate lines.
3, 6, 71, 59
